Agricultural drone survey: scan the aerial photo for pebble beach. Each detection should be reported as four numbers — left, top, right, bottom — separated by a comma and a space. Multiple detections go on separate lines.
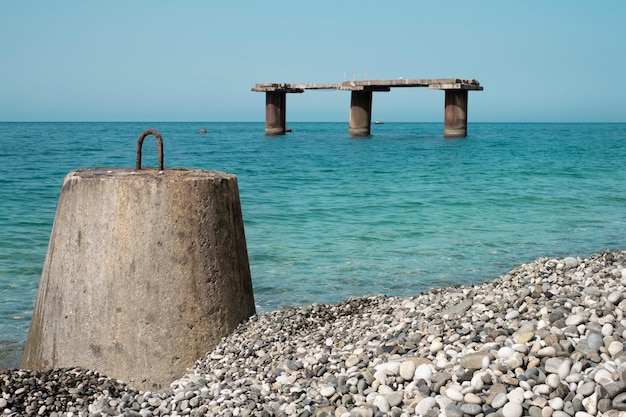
2, 250, 626, 417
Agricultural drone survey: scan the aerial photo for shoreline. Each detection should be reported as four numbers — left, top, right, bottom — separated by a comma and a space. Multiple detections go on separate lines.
1, 249, 626, 416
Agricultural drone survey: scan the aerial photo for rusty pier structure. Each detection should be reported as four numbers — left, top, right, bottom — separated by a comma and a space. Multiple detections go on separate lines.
252, 78, 483, 138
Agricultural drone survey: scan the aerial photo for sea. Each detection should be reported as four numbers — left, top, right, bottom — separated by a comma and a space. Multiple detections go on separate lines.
1, 122, 626, 369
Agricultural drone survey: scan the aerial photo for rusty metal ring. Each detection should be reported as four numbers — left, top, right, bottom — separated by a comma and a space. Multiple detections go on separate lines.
136, 129, 164, 171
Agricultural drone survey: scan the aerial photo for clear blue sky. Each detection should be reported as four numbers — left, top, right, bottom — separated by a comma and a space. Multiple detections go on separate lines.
1, 1, 625, 122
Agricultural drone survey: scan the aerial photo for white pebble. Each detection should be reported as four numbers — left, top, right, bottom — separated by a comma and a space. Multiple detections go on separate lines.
549, 397, 564, 410
491, 392, 508, 408
375, 361, 401, 375
609, 340, 624, 357
378, 384, 393, 395
565, 314, 584, 326
593, 368, 614, 386
464, 392, 482, 404
399, 360, 416, 380
502, 401, 523, 417
507, 387, 525, 403
414, 363, 432, 382
414, 397, 437, 416
374, 370, 388, 385
602, 323, 615, 337
498, 346, 515, 359
373, 395, 390, 412
505, 310, 520, 320
557, 359, 572, 380
445, 386, 464, 401
430, 340, 444, 354
546, 374, 561, 388
320, 386, 335, 397
582, 392, 598, 415
608, 290, 623, 304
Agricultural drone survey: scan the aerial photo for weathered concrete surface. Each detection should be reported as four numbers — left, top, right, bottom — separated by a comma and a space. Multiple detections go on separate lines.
252, 78, 482, 92
443, 89, 469, 138
22, 168, 256, 391
349, 91, 373, 136
265, 91, 287, 135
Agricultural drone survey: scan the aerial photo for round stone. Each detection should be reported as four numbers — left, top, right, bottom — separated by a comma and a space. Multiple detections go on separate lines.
609, 341, 624, 357
577, 381, 596, 397
549, 397, 564, 410
460, 403, 482, 415
544, 357, 564, 374
537, 346, 557, 357
378, 384, 394, 395
498, 346, 515, 359
414, 397, 437, 416
507, 388, 525, 403
565, 315, 584, 326
491, 392, 508, 409
320, 386, 336, 397
517, 331, 535, 344
414, 363, 432, 382
582, 393, 598, 415
385, 392, 403, 407
564, 257, 579, 269
375, 361, 400, 375
460, 352, 491, 370
557, 359, 572, 380
505, 310, 520, 320
602, 323, 615, 337
587, 332, 604, 350
399, 360, 416, 381
594, 369, 614, 386
444, 404, 463, 417
345, 356, 360, 368
430, 341, 444, 354
608, 291, 623, 304
546, 374, 561, 388
464, 392, 482, 404
503, 401, 523, 417
445, 387, 464, 402
373, 395, 390, 412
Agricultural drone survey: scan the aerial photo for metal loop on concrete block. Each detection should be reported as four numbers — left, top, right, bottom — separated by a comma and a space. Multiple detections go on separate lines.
136, 129, 164, 171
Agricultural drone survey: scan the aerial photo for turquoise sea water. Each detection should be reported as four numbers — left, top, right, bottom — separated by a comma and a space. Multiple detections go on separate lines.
1, 122, 626, 368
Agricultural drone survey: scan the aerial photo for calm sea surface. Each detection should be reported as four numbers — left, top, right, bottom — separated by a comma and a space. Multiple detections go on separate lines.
1, 122, 626, 368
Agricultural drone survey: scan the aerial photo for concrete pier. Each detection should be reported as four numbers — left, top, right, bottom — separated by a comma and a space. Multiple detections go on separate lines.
252, 78, 482, 137
349, 91, 373, 136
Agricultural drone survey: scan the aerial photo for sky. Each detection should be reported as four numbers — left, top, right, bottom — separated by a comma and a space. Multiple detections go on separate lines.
1, 1, 625, 123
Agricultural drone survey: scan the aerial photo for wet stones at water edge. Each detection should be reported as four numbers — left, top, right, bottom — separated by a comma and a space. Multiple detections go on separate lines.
3, 249, 626, 416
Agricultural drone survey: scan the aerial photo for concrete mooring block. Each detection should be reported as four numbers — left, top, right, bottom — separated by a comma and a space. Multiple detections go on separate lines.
22, 130, 256, 390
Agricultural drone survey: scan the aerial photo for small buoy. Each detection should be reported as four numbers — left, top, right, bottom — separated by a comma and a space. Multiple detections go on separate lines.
199, 128, 208, 134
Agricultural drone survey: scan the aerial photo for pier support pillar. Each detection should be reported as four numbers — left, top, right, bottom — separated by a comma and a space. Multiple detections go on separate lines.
444, 89, 468, 138
349, 91, 372, 136
265, 91, 287, 135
